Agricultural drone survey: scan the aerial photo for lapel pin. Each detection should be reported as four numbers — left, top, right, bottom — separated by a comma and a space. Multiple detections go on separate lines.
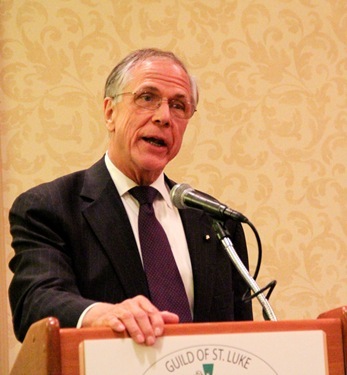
205, 234, 210, 241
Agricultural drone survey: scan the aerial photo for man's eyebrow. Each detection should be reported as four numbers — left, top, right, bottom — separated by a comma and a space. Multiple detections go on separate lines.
136, 86, 160, 93
136, 86, 189, 99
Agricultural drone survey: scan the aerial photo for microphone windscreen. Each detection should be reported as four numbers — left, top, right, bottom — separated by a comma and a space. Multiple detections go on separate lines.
170, 183, 192, 209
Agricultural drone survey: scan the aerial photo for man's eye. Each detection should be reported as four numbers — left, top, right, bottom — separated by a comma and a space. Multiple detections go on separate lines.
170, 100, 186, 111
138, 92, 156, 102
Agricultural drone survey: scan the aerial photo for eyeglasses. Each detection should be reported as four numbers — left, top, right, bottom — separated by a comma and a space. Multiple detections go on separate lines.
112, 91, 196, 119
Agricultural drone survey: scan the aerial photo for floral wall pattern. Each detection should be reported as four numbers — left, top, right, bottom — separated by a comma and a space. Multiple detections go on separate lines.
1, 0, 346, 372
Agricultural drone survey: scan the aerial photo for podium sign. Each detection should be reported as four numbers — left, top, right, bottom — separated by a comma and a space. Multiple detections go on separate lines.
79, 330, 328, 375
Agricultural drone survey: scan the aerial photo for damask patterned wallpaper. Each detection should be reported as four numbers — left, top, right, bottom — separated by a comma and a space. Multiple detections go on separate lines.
1, 0, 346, 372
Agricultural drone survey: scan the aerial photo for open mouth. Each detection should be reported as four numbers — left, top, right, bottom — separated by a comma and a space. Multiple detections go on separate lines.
143, 137, 167, 147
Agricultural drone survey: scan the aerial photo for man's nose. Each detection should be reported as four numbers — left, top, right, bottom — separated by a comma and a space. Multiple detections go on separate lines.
152, 99, 171, 126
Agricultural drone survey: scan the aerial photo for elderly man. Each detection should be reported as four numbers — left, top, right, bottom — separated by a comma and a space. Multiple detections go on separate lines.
9, 48, 252, 346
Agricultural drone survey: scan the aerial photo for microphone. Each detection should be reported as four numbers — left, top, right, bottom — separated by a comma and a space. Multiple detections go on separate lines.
170, 183, 249, 223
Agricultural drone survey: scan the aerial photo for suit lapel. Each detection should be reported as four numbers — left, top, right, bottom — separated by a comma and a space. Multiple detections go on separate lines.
177, 200, 217, 322
80, 159, 149, 298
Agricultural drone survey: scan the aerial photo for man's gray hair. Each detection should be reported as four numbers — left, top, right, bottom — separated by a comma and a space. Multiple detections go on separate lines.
104, 48, 199, 107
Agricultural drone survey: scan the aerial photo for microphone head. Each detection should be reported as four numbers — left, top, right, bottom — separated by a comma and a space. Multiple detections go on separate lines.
170, 183, 193, 209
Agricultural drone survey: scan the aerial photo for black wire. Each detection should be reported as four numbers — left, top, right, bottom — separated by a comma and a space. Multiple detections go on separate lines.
241, 219, 276, 305
245, 220, 262, 281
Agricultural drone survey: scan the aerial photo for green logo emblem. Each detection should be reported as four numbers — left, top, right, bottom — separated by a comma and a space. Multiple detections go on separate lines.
203, 363, 214, 375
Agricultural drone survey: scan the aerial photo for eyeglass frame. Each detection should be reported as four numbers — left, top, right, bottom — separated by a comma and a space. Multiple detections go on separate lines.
110, 91, 197, 119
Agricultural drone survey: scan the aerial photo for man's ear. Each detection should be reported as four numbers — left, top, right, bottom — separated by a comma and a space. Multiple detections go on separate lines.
103, 97, 115, 131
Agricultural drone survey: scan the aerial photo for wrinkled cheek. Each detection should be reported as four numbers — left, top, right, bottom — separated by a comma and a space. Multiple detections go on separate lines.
169, 139, 184, 161
175, 128, 187, 148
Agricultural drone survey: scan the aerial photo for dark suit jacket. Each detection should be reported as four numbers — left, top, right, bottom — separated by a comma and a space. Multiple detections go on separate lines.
9, 158, 253, 342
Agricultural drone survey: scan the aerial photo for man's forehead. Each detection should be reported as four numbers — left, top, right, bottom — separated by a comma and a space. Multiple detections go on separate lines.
128, 59, 192, 96
134, 58, 185, 72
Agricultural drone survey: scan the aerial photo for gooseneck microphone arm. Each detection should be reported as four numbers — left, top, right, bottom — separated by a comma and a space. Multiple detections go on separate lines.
212, 220, 277, 321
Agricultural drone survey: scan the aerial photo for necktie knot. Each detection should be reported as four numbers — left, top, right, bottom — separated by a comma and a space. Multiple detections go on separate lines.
130, 186, 158, 206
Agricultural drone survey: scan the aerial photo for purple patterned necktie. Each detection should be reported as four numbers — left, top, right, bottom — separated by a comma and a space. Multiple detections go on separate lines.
129, 186, 192, 322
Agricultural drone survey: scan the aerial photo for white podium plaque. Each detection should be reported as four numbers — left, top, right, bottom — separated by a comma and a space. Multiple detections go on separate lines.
79, 330, 328, 375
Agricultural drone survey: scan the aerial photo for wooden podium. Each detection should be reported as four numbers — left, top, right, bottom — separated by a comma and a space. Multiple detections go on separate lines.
10, 306, 347, 375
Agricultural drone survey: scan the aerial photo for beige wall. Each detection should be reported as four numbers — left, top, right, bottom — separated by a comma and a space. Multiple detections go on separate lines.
1, 0, 346, 373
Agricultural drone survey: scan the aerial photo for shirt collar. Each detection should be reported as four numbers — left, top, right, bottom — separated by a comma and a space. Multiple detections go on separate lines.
104, 153, 173, 208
